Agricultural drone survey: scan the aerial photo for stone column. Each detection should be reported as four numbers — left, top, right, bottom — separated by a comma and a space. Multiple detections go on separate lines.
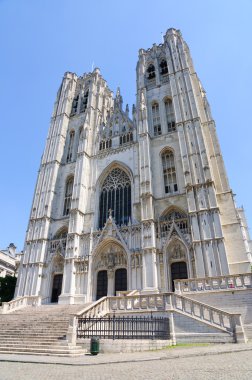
107, 270, 114, 296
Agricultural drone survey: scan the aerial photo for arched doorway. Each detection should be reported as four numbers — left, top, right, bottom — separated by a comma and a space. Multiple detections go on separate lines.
166, 238, 189, 292
51, 274, 63, 303
96, 270, 108, 300
49, 253, 64, 303
171, 261, 188, 291
115, 268, 127, 295
93, 242, 128, 300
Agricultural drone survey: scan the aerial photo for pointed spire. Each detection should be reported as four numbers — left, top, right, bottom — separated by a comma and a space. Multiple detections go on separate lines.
125, 104, 129, 116
132, 104, 136, 116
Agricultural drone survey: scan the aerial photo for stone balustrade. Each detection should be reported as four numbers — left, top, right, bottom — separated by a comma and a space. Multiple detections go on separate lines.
73, 292, 246, 342
174, 273, 252, 294
76, 296, 109, 318
109, 293, 170, 312
171, 293, 244, 341
0, 295, 42, 314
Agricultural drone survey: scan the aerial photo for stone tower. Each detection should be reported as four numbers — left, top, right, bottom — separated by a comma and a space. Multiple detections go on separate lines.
16, 28, 251, 304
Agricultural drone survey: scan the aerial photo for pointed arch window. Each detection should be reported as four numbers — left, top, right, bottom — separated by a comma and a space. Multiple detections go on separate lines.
165, 99, 176, 132
80, 89, 89, 113
63, 177, 74, 216
71, 94, 79, 116
162, 150, 178, 194
66, 131, 75, 163
152, 102, 162, 136
99, 138, 112, 151
147, 64, 156, 80
160, 59, 168, 75
49, 228, 68, 253
120, 131, 133, 145
54, 228, 68, 239
99, 168, 131, 228
159, 209, 188, 238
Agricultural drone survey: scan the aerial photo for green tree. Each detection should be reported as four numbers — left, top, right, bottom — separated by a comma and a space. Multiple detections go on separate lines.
0, 275, 17, 304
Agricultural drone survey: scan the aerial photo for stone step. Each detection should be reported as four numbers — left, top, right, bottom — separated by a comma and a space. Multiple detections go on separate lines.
0, 320, 70, 324
0, 327, 69, 331
0, 324, 69, 328
0, 347, 86, 355
175, 333, 234, 344
0, 331, 67, 335
0, 322, 70, 325
0, 338, 63, 343
0, 319, 70, 322
0, 349, 86, 357
0, 342, 71, 348
0, 325, 68, 329
0, 329, 68, 334
1, 317, 71, 320
0, 335, 66, 340
0, 325, 69, 328
2, 314, 81, 319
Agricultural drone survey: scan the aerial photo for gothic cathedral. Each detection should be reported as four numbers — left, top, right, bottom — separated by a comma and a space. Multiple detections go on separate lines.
16, 28, 251, 304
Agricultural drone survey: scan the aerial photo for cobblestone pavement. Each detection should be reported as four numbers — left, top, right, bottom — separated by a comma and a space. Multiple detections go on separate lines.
0, 348, 252, 380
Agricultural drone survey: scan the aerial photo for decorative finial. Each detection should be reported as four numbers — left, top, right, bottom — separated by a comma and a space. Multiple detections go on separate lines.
108, 209, 113, 219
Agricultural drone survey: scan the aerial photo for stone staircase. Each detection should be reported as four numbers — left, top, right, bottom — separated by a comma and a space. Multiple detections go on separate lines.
76, 292, 243, 346
174, 273, 252, 341
0, 304, 90, 356
1, 275, 251, 355
185, 292, 252, 341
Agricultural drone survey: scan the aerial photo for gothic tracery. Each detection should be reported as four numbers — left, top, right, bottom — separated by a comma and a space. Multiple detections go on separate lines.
99, 168, 132, 228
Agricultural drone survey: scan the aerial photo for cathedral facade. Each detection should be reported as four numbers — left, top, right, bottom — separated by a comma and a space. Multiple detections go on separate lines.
16, 28, 251, 304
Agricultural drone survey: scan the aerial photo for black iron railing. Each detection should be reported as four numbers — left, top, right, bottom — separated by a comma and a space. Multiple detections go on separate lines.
77, 314, 170, 340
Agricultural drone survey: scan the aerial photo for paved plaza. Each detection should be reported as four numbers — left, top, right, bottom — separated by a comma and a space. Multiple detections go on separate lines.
0, 344, 252, 380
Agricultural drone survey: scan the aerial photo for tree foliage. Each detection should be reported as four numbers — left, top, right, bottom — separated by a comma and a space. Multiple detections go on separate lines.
0, 275, 17, 304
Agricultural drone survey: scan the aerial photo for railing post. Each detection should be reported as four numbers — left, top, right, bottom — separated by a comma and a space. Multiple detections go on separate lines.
169, 311, 176, 345
112, 313, 115, 340
210, 278, 213, 290
240, 274, 245, 288
36, 296, 42, 306
225, 277, 229, 289
151, 311, 154, 340
1, 302, 9, 314
66, 316, 77, 345
231, 315, 247, 343
174, 280, 181, 294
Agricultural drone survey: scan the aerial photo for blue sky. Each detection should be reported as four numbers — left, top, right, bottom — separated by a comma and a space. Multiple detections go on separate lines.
0, 0, 252, 251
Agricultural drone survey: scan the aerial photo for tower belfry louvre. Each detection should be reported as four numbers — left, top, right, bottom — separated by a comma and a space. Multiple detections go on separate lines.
16, 28, 251, 305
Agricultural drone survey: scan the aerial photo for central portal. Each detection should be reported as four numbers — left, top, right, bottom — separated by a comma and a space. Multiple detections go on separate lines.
94, 242, 128, 300
171, 261, 188, 291
51, 274, 63, 303
115, 268, 127, 295
96, 270, 108, 300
